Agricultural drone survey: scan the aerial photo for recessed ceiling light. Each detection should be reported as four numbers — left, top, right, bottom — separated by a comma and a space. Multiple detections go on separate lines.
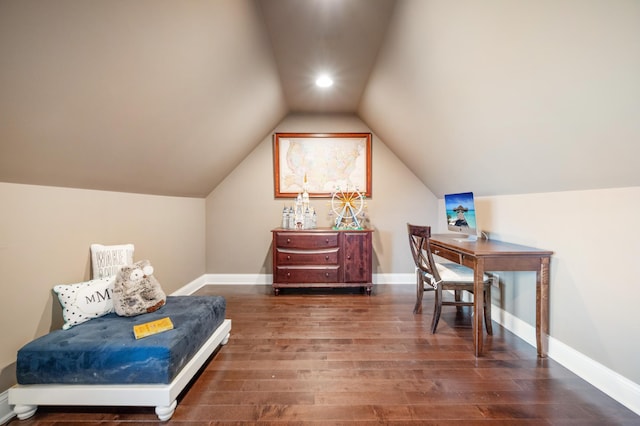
315, 74, 333, 88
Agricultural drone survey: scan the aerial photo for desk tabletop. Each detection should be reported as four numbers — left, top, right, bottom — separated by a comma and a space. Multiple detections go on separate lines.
430, 234, 553, 257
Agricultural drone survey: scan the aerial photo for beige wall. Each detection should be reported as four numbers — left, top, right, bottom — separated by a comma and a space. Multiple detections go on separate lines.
2, 155, 639, 396
0, 183, 205, 392
205, 113, 438, 275
436, 187, 640, 384
209, 129, 640, 386
496, 188, 640, 384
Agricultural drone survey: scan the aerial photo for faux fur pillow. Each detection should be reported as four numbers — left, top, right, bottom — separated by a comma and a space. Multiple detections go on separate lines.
112, 259, 166, 317
54, 278, 115, 329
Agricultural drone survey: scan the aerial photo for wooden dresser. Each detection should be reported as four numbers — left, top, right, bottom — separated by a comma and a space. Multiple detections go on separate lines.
271, 228, 373, 295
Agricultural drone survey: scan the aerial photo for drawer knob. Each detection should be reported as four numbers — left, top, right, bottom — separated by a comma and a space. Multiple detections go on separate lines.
286, 272, 291, 277
325, 272, 330, 277
325, 239, 329, 244
286, 255, 291, 260
434, 250, 440, 255
347, 255, 351, 260
325, 255, 329, 260
286, 238, 291, 244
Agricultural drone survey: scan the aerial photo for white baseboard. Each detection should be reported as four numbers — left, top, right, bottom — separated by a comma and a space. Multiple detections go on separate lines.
185, 273, 414, 288
373, 273, 414, 284
198, 273, 414, 287
170, 274, 209, 295
492, 305, 640, 416
203, 273, 272, 285
0, 390, 13, 425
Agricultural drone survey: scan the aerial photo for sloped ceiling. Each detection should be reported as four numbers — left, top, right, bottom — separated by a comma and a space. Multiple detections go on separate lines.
0, 0, 288, 197
361, 0, 640, 197
1, 0, 639, 198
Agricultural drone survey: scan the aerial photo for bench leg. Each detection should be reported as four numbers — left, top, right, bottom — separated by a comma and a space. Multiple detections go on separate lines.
155, 400, 177, 421
222, 333, 230, 345
13, 404, 38, 420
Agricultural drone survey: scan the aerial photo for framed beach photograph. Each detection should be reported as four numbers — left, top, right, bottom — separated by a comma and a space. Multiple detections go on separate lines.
273, 132, 372, 198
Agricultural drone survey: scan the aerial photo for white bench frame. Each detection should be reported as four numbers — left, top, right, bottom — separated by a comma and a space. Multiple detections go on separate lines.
9, 319, 231, 421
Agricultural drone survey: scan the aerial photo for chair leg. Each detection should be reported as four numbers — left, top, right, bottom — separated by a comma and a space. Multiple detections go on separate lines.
413, 270, 423, 314
430, 286, 443, 334
484, 285, 493, 335
454, 290, 463, 313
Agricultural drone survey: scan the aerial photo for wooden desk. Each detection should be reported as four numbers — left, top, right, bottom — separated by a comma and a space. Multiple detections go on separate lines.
429, 234, 553, 357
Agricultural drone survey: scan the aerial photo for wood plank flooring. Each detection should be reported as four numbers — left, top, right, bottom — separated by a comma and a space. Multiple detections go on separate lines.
8, 284, 639, 425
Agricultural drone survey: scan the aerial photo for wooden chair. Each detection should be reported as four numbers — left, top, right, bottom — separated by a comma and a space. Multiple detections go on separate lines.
407, 223, 493, 335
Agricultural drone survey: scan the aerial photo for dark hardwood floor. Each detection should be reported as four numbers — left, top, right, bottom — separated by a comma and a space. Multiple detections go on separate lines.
8, 284, 639, 425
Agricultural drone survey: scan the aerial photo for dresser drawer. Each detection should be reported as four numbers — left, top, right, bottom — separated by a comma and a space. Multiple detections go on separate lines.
275, 266, 340, 283
275, 248, 339, 265
275, 232, 339, 249
271, 228, 373, 295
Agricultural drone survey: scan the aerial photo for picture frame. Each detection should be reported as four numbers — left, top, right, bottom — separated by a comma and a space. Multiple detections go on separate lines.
273, 132, 372, 198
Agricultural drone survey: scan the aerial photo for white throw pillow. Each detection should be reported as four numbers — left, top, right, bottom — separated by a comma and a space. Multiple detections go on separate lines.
90, 243, 134, 279
54, 278, 115, 329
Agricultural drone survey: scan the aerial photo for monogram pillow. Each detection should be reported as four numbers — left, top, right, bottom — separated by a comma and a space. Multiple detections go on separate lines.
54, 278, 115, 329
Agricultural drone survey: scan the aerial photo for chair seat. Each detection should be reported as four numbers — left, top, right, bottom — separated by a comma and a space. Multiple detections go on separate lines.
436, 262, 489, 283
408, 223, 493, 335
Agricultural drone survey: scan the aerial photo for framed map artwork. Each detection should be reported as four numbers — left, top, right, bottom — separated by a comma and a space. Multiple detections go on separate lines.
273, 132, 372, 198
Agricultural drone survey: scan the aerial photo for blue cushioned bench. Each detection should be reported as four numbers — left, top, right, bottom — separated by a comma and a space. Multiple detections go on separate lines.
9, 295, 231, 421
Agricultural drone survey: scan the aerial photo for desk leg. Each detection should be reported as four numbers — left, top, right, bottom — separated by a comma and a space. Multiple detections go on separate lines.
474, 258, 485, 357
536, 257, 550, 358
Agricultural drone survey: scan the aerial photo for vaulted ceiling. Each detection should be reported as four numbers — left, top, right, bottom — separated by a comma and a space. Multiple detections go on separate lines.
1, 0, 638, 198
259, 0, 396, 112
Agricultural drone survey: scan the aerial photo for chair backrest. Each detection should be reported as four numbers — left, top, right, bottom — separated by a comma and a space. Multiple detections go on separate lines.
407, 223, 441, 283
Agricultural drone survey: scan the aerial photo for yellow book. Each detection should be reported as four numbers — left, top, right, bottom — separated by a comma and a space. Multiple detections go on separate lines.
133, 317, 174, 339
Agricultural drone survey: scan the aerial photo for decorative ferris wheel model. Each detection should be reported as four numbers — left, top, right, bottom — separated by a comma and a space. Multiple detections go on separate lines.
330, 185, 367, 230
